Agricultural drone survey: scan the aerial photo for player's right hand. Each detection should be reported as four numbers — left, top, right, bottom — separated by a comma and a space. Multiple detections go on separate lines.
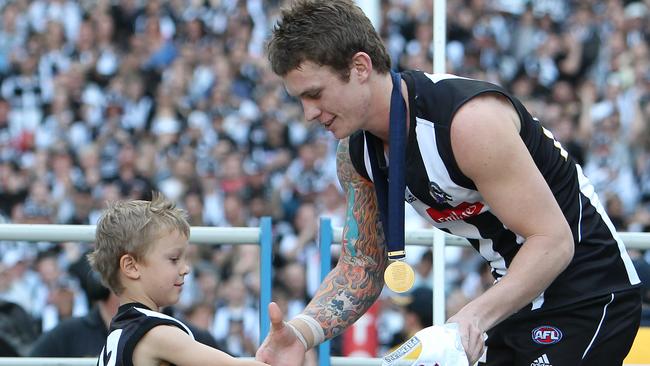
255, 302, 306, 366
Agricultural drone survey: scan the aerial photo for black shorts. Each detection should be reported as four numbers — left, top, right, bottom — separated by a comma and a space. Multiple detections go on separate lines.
480, 288, 642, 366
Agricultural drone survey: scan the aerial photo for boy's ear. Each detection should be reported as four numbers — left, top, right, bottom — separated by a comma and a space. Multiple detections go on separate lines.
120, 254, 140, 280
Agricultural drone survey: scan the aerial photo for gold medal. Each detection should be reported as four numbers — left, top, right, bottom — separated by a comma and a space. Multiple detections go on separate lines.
384, 260, 415, 293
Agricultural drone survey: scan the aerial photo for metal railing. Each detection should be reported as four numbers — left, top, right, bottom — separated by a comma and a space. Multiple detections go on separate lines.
0, 357, 417, 365
0, 221, 647, 366
327, 226, 650, 325
0, 219, 274, 345
318, 219, 650, 366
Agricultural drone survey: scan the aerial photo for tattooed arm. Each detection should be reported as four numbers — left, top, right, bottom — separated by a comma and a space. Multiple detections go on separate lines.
256, 138, 387, 365
296, 137, 388, 339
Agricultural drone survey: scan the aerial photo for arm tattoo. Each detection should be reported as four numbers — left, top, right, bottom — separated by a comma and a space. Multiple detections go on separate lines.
303, 138, 388, 339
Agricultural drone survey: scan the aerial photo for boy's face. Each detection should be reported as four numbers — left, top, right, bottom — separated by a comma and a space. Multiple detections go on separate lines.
139, 229, 190, 308
284, 60, 371, 140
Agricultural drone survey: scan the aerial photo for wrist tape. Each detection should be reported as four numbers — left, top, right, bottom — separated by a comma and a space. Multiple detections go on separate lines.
286, 322, 309, 350
289, 314, 326, 349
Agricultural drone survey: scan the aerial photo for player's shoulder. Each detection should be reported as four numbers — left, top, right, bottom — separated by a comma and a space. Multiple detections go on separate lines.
451, 86, 520, 141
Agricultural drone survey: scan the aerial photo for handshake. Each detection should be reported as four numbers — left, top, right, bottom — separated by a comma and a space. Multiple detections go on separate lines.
256, 303, 476, 366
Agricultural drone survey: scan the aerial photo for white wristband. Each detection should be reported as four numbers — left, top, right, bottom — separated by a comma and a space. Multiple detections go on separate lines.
286, 322, 309, 350
295, 314, 326, 346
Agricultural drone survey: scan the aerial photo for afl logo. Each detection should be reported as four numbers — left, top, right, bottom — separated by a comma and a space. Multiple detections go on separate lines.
532, 326, 562, 345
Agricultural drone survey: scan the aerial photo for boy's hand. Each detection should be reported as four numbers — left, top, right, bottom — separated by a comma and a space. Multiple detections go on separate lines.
255, 302, 306, 366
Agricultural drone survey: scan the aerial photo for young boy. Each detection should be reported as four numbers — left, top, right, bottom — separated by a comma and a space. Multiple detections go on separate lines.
89, 193, 268, 366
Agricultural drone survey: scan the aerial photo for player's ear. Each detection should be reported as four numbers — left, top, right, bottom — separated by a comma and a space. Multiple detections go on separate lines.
120, 253, 140, 280
351, 52, 372, 82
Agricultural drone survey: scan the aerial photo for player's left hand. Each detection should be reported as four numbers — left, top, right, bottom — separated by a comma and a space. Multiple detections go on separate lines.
446, 312, 486, 365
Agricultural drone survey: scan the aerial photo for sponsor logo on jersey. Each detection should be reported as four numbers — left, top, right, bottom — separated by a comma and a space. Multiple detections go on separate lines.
405, 192, 418, 203
532, 326, 562, 345
428, 181, 452, 204
426, 202, 484, 223
530, 353, 552, 366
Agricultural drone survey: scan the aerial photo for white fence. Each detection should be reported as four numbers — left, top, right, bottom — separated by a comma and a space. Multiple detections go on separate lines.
330, 227, 650, 325
0, 224, 261, 244
0, 357, 418, 365
0, 222, 274, 366
0, 224, 648, 366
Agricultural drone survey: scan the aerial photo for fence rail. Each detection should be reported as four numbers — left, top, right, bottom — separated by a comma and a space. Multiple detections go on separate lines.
0, 357, 417, 366
332, 227, 650, 249
0, 223, 648, 366
329, 227, 650, 326
0, 357, 647, 366
323, 224, 650, 366
0, 224, 261, 244
0, 220, 274, 345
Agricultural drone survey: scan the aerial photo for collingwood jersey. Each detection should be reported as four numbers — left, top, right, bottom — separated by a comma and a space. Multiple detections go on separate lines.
97, 303, 194, 366
349, 70, 640, 314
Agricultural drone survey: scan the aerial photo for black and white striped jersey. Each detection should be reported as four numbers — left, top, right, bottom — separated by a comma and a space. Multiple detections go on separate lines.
349, 70, 640, 314
96, 302, 194, 366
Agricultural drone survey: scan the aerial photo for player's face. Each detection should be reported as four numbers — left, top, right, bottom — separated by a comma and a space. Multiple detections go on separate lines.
284, 61, 371, 139
139, 229, 190, 308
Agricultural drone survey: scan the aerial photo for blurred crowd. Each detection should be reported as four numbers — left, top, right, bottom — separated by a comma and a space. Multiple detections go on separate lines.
0, 0, 649, 360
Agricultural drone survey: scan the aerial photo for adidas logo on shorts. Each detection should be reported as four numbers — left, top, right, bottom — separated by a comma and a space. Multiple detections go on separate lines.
530, 353, 552, 366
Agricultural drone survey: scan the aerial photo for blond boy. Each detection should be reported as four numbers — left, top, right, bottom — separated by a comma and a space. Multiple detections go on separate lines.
89, 193, 268, 366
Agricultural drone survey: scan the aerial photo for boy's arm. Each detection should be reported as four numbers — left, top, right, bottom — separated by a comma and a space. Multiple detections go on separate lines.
288, 137, 388, 344
133, 325, 268, 366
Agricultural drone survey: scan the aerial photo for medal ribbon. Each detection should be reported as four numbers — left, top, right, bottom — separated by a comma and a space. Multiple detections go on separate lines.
367, 70, 407, 261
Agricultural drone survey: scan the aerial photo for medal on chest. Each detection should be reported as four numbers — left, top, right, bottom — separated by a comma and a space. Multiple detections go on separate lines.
369, 70, 414, 293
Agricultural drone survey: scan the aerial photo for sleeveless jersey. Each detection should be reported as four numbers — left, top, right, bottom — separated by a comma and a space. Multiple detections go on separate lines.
349, 70, 640, 314
97, 302, 194, 366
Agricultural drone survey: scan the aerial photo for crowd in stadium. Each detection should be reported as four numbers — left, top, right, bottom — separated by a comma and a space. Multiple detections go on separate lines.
0, 0, 648, 360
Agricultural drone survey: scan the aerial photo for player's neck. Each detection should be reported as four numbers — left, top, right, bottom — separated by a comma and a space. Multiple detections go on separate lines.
366, 71, 410, 144
362, 72, 392, 141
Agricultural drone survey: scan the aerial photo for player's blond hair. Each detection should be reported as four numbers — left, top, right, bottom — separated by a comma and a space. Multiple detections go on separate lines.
88, 193, 190, 295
